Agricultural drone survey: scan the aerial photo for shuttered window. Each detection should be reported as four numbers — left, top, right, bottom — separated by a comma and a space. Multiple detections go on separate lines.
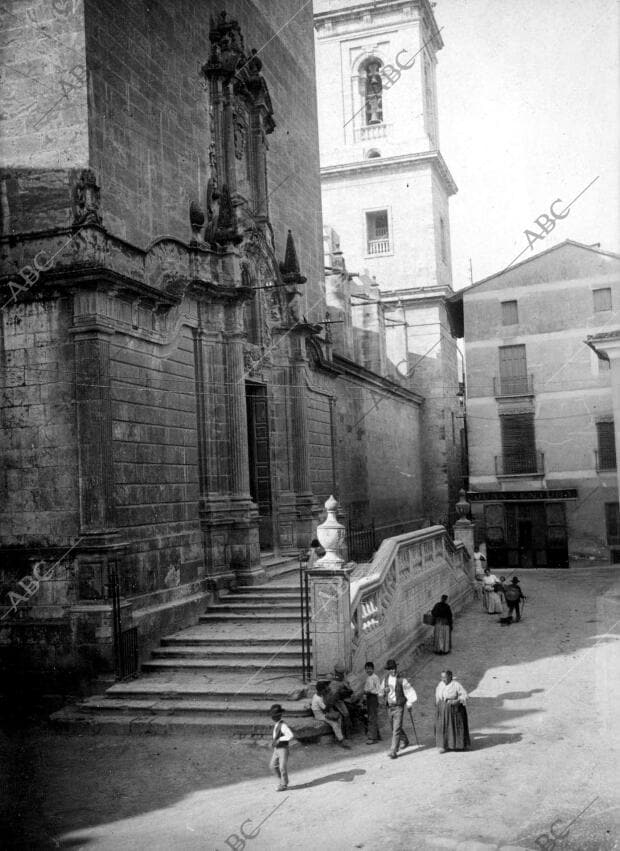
501, 300, 518, 326
501, 413, 537, 474
593, 288, 612, 312
596, 421, 617, 470
498, 345, 528, 395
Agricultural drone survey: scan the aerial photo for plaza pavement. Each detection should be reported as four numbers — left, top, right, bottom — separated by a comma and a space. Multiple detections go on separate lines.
1, 566, 618, 850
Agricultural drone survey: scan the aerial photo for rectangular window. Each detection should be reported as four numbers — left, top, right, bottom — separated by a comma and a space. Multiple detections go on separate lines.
500, 413, 537, 474
498, 344, 529, 395
593, 288, 612, 312
366, 210, 390, 255
501, 300, 519, 326
596, 421, 617, 470
605, 502, 620, 544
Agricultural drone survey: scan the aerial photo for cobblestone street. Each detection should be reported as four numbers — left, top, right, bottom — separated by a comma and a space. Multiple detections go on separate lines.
2, 566, 618, 850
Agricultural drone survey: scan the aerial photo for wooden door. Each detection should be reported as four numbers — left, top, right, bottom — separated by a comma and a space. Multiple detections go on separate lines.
246, 384, 273, 549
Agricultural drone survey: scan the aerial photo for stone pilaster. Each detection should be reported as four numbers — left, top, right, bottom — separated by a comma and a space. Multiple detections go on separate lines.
307, 566, 353, 678
224, 303, 262, 583
290, 339, 315, 546
70, 289, 125, 597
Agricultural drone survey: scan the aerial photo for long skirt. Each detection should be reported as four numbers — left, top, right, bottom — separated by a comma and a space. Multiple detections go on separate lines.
435, 700, 470, 750
484, 589, 503, 614
433, 619, 451, 653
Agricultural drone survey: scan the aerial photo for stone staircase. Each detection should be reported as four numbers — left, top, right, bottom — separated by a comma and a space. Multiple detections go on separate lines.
51, 558, 329, 739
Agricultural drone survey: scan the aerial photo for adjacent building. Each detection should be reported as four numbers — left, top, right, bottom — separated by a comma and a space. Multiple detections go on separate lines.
449, 240, 620, 567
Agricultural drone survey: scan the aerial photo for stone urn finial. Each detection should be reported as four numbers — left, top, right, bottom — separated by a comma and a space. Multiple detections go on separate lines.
455, 488, 471, 521
315, 495, 345, 568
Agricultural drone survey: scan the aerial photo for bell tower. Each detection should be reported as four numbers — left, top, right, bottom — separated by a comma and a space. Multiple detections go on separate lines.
315, 0, 463, 523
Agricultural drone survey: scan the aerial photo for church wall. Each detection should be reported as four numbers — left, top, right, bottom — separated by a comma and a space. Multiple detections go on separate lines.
83, 0, 325, 321
0, 298, 79, 558
110, 324, 203, 596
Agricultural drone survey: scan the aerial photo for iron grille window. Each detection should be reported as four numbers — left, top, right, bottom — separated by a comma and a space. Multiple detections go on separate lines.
596, 421, 617, 470
500, 413, 537, 474
605, 502, 620, 544
593, 288, 612, 312
501, 300, 519, 326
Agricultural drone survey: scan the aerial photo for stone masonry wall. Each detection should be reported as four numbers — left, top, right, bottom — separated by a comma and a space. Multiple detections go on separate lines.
110, 325, 203, 596
83, 0, 325, 321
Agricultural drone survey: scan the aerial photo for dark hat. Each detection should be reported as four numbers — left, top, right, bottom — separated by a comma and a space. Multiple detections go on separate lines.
269, 703, 283, 719
385, 658, 397, 669
511, 576, 520, 583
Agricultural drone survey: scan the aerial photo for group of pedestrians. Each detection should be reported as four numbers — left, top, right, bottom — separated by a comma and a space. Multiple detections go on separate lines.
473, 548, 526, 623
269, 658, 470, 792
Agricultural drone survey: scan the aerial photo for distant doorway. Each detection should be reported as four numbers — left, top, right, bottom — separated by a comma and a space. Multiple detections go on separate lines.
518, 520, 534, 569
245, 383, 273, 550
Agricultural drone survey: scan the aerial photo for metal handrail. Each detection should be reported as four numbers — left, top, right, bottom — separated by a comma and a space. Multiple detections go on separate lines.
298, 552, 311, 682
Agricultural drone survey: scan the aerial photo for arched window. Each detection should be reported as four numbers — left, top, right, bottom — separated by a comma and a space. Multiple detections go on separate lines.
367, 149, 381, 158
363, 59, 383, 126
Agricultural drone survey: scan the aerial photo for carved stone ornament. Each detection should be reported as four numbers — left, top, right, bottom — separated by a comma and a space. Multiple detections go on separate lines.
233, 111, 246, 160
72, 169, 102, 226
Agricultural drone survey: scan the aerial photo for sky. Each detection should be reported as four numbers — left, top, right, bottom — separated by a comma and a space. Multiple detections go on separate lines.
433, 0, 619, 288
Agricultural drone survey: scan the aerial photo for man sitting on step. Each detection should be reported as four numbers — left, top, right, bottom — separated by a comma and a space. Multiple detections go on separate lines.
311, 681, 350, 748
326, 662, 362, 737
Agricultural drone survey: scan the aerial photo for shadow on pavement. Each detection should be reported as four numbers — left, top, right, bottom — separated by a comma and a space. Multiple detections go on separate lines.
289, 768, 366, 789
469, 732, 523, 750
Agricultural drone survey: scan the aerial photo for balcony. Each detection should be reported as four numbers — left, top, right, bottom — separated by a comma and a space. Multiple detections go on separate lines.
366, 237, 391, 255
493, 374, 535, 398
595, 449, 617, 471
354, 123, 390, 142
495, 451, 545, 477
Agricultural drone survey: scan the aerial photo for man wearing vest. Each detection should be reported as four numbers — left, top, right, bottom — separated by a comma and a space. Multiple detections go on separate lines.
380, 659, 417, 759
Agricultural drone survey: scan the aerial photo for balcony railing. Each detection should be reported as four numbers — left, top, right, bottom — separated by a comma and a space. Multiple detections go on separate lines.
367, 237, 391, 255
493, 374, 535, 397
595, 449, 617, 471
495, 450, 545, 477
354, 123, 390, 142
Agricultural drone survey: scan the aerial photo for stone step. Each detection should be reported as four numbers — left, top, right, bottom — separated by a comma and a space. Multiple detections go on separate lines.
209, 602, 301, 613
50, 707, 332, 740
141, 657, 303, 675
199, 612, 300, 623
77, 696, 312, 718
161, 635, 306, 648
106, 675, 307, 702
236, 584, 299, 593
150, 646, 302, 660
226, 592, 300, 604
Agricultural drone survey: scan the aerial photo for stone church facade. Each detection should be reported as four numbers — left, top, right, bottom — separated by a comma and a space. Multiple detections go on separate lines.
0, 2, 429, 685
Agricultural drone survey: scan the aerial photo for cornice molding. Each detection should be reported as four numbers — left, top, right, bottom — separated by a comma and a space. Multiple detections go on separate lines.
320, 149, 457, 195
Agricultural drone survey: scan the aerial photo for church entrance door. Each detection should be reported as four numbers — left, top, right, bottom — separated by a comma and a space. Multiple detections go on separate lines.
245, 383, 273, 550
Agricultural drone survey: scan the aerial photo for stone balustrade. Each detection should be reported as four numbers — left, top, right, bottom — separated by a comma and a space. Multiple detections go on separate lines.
349, 525, 473, 673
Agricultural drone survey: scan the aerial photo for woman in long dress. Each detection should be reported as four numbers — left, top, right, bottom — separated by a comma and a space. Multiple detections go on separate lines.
431, 595, 453, 654
482, 567, 503, 614
435, 670, 470, 752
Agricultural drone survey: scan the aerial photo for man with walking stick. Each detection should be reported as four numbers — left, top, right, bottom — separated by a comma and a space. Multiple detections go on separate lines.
380, 659, 418, 759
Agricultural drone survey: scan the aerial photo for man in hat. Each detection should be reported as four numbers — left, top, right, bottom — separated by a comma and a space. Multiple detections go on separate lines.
326, 661, 361, 737
504, 576, 526, 622
380, 659, 417, 759
269, 703, 294, 791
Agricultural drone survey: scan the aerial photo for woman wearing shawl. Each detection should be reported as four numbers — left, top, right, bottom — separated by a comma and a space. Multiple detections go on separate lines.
482, 567, 503, 614
431, 594, 453, 654
435, 669, 470, 752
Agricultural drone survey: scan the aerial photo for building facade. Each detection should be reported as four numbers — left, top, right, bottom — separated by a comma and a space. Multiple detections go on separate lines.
314, 0, 463, 523
449, 240, 620, 567
0, 1, 428, 687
